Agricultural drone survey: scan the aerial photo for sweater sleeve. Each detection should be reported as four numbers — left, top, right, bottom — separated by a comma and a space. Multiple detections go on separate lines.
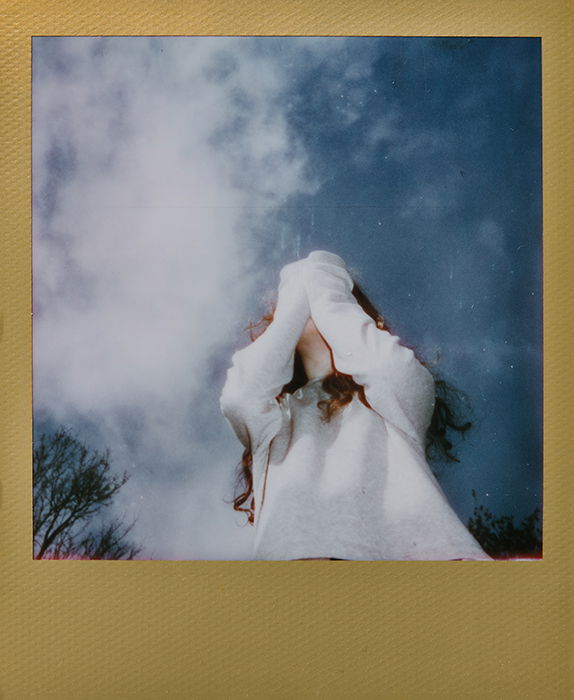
219, 260, 310, 452
302, 250, 435, 443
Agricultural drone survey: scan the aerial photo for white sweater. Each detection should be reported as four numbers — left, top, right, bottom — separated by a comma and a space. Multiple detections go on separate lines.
220, 251, 492, 561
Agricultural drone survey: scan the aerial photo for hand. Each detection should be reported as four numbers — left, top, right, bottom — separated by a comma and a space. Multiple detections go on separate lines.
275, 258, 310, 322
303, 250, 353, 293
279, 258, 308, 286
305, 250, 348, 270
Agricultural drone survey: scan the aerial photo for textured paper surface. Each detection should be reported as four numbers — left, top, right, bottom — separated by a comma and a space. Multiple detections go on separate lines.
1, 1, 572, 698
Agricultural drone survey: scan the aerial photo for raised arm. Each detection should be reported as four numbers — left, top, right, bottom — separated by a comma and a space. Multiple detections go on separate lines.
219, 260, 310, 451
302, 250, 435, 443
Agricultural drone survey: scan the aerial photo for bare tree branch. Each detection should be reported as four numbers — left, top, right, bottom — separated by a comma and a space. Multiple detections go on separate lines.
33, 427, 141, 560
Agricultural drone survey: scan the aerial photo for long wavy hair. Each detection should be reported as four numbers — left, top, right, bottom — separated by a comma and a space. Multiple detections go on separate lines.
233, 282, 472, 524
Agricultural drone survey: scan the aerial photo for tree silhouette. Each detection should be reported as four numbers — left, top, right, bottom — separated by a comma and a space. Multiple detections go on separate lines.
467, 489, 542, 559
33, 427, 141, 560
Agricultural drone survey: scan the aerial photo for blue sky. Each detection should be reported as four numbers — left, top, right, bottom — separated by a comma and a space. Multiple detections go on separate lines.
33, 36, 541, 559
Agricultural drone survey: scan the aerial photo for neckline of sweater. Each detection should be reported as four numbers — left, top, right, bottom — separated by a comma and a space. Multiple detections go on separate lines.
299, 375, 330, 392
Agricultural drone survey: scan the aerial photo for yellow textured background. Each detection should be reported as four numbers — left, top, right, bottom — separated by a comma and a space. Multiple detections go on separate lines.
1, 1, 572, 697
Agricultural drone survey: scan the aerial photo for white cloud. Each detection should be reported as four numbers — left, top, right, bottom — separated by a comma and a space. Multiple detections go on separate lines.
33, 37, 325, 559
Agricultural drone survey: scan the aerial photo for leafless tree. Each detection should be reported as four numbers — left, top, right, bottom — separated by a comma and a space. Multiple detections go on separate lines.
33, 427, 141, 560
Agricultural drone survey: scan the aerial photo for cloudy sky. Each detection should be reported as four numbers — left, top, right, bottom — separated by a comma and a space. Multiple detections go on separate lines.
32, 36, 542, 559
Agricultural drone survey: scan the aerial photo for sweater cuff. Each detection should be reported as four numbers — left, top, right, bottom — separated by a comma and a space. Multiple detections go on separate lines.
306, 250, 348, 270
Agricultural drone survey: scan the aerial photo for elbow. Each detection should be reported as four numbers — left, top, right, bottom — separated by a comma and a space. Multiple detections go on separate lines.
399, 345, 431, 384
219, 365, 245, 417
415, 360, 436, 398
219, 382, 244, 420
219, 391, 231, 418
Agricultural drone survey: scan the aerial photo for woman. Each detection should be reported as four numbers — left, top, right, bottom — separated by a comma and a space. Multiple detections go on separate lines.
220, 250, 492, 561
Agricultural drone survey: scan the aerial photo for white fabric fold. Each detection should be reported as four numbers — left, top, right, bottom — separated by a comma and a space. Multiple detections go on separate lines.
220, 251, 492, 561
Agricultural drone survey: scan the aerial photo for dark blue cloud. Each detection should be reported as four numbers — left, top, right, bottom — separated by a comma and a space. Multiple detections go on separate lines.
268, 37, 542, 524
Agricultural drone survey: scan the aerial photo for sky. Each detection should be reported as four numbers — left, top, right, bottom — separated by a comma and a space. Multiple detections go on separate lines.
32, 36, 542, 559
